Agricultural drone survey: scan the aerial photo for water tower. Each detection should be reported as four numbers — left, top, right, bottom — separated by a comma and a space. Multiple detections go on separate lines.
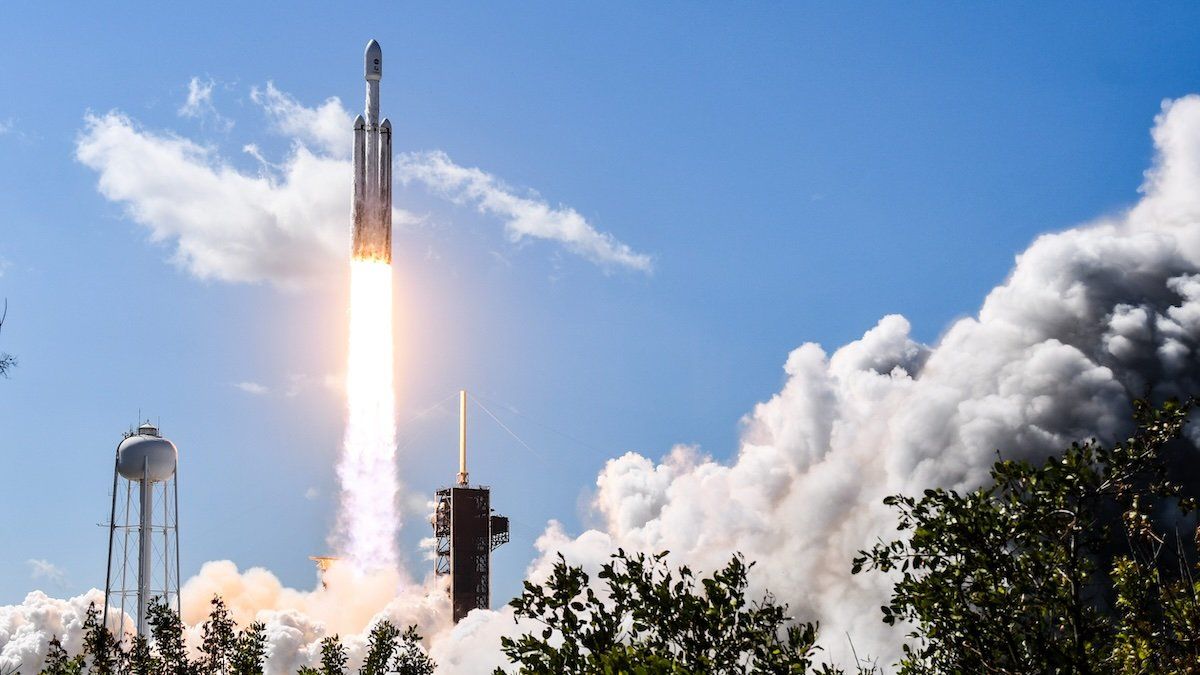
103, 422, 181, 638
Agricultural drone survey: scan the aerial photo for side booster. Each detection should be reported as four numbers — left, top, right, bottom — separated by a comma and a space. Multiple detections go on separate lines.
352, 39, 392, 263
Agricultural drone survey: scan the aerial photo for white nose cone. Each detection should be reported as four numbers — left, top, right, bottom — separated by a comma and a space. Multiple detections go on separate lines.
365, 39, 382, 81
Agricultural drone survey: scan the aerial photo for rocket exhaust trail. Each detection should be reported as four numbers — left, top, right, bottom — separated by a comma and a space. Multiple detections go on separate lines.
336, 39, 398, 572
338, 259, 397, 571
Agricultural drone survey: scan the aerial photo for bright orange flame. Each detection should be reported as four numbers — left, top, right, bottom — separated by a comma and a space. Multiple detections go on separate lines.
335, 258, 398, 571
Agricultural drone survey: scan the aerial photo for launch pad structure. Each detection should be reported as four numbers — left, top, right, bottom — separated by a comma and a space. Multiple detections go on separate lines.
433, 390, 510, 622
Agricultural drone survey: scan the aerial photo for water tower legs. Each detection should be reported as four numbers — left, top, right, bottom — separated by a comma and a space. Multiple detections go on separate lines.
136, 458, 152, 636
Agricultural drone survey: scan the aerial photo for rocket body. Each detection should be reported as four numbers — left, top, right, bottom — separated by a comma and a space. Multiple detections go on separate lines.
352, 39, 392, 262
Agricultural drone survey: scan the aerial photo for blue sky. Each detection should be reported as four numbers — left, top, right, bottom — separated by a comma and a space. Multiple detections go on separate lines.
2, 2, 1199, 605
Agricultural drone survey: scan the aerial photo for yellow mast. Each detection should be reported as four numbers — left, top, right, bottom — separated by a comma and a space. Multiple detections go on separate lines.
457, 389, 469, 485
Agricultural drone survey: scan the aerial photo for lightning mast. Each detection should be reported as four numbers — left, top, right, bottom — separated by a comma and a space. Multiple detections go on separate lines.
433, 390, 509, 622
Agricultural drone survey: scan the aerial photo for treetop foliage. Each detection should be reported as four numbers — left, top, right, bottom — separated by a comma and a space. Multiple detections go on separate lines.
854, 397, 1200, 674
498, 548, 867, 674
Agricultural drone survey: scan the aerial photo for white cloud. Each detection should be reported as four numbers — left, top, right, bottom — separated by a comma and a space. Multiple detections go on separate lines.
304, 487, 320, 500
178, 77, 233, 132
75, 82, 651, 287
230, 374, 333, 398
25, 560, 66, 588
179, 77, 213, 117
251, 83, 351, 159
285, 373, 312, 398
234, 381, 270, 395
76, 111, 349, 288
398, 151, 653, 273
0, 118, 27, 142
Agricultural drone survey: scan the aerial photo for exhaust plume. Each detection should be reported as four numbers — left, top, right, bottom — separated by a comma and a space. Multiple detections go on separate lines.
335, 259, 400, 571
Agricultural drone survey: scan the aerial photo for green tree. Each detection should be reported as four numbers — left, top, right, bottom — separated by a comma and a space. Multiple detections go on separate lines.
0, 299, 14, 378
1108, 556, 1200, 672
359, 621, 435, 675
121, 635, 153, 675
229, 621, 267, 675
361, 622, 401, 675
301, 635, 347, 675
80, 604, 115, 675
390, 626, 435, 675
39, 637, 84, 675
198, 597, 236, 674
147, 598, 193, 675
854, 398, 1200, 674
498, 549, 852, 674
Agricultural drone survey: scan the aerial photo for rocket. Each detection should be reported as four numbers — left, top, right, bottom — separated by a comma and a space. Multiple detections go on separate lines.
352, 39, 392, 263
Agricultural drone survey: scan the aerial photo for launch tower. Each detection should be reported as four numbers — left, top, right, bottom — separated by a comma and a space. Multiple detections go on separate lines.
433, 391, 509, 622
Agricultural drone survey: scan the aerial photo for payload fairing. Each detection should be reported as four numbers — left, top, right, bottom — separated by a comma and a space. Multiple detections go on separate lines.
352, 39, 392, 262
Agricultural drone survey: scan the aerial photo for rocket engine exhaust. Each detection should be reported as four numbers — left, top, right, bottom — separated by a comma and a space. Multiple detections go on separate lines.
336, 39, 399, 572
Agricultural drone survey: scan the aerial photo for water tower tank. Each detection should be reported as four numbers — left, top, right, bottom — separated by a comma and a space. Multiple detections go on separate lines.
116, 423, 177, 482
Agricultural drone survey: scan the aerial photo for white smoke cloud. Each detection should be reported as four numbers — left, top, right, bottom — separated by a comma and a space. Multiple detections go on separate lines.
11, 91, 1196, 672
0, 589, 102, 672
0, 565, 450, 675
75, 83, 651, 287
521, 96, 1200, 665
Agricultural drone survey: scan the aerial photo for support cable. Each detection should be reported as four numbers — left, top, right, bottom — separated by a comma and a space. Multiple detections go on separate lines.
469, 391, 610, 457
469, 395, 544, 460
395, 390, 460, 454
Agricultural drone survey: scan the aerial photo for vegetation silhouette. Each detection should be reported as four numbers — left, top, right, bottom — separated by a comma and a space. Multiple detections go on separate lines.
855, 397, 1200, 673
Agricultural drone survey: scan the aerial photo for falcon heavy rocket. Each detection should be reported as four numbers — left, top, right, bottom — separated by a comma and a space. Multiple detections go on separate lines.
352, 39, 392, 262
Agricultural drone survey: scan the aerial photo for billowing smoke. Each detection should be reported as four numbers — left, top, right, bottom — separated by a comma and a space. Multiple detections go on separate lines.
177, 562, 447, 673
11, 90, 1200, 671
0, 590, 104, 671
534, 96, 1200, 664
